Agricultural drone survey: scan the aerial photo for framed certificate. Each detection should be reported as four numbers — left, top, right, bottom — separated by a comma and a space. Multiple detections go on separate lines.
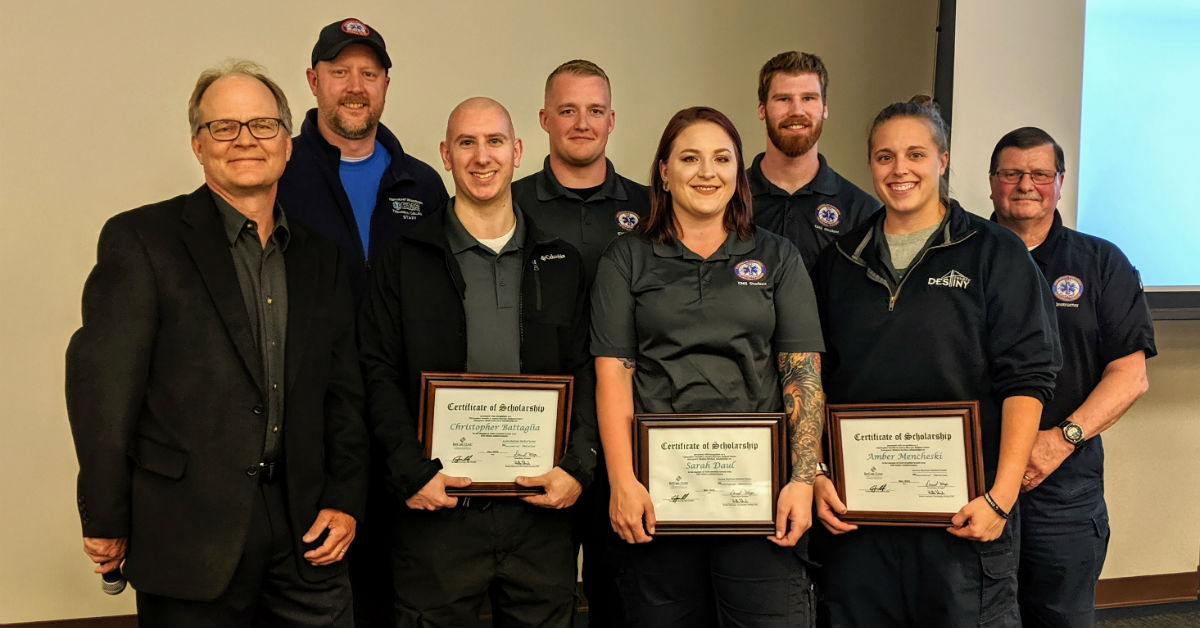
634, 413, 786, 535
419, 372, 572, 496
825, 401, 984, 526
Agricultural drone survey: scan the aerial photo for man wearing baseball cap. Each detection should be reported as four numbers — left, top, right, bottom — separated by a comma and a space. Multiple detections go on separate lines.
280, 18, 447, 300
277, 18, 448, 627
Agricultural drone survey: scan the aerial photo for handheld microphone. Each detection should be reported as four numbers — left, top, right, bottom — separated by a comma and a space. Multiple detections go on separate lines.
101, 566, 127, 595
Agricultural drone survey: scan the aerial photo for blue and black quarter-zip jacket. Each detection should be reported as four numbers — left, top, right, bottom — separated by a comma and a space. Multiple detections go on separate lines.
278, 109, 449, 300
812, 200, 1062, 482
358, 203, 597, 499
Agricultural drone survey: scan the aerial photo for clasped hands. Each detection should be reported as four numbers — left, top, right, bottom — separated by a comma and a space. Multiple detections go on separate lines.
405, 467, 582, 511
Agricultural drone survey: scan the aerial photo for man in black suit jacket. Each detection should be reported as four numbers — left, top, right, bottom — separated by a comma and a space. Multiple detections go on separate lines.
65, 60, 368, 627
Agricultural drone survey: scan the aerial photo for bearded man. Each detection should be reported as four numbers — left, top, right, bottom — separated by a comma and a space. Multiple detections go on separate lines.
279, 17, 447, 300
276, 17, 449, 627
748, 51, 878, 269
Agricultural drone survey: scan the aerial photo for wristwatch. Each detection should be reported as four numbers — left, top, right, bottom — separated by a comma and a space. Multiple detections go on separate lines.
1058, 420, 1085, 447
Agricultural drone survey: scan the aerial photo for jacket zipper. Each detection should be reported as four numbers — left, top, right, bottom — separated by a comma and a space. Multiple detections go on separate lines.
838, 232, 977, 312
531, 258, 543, 311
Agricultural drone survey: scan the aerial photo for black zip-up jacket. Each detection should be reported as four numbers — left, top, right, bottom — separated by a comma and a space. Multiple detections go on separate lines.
278, 109, 449, 299
812, 201, 1062, 481
358, 206, 598, 499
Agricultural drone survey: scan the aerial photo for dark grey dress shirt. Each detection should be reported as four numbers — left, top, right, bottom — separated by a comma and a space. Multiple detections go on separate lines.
213, 193, 290, 463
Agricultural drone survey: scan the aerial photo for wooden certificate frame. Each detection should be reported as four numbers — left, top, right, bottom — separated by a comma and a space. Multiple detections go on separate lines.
825, 401, 984, 526
419, 372, 572, 496
634, 413, 786, 535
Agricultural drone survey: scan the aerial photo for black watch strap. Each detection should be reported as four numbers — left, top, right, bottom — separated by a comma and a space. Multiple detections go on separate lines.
1058, 420, 1084, 447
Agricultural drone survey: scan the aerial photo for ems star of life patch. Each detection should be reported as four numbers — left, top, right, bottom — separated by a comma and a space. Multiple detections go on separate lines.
815, 203, 842, 227
1052, 275, 1084, 302
615, 211, 639, 231
734, 259, 767, 282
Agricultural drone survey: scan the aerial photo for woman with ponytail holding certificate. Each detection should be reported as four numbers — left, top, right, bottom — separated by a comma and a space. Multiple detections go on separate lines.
809, 97, 1061, 627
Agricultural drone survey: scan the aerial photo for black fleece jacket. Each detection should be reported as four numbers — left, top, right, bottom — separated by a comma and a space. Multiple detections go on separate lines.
358, 206, 598, 499
812, 201, 1062, 481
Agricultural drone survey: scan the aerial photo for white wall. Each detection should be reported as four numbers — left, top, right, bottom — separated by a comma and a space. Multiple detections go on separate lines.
950, 1, 1083, 223
0, 0, 940, 622
1103, 320, 1200, 578
952, 0, 1200, 580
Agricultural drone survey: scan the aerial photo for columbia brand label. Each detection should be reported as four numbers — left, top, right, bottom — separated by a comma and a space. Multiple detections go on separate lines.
815, 204, 842, 227
927, 269, 971, 289
734, 259, 767, 282
615, 211, 639, 231
539, 253, 565, 262
390, 197, 424, 220
341, 19, 370, 36
1052, 275, 1084, 302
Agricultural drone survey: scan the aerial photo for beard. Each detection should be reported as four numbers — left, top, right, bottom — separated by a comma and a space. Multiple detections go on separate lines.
766, 114, 823, 158
320, 96, 381, 141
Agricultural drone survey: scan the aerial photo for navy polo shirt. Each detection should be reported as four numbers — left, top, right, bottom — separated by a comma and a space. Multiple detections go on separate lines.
748, 152, 879, 271
1025, 210, 1157, 430
591, 228, 824, 414
512, 157, 649, 280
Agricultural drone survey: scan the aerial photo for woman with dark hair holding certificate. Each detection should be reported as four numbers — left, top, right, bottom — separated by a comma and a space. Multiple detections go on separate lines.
590, 106, 826, 628
809, 97, 1061, 627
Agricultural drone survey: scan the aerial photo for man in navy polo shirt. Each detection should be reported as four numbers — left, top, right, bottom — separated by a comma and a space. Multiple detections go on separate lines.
990, 126, 1156, 628
277, 18, 447, 626
512, 59, 648, 281
748, 51, 877, 270
511, 59, 648, 627
279, 17, 448, 300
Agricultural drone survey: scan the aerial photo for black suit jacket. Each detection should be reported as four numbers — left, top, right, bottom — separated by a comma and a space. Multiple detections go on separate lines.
66, 185, 368, 601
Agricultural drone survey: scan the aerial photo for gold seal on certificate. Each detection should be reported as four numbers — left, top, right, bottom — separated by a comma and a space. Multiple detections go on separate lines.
825, 402, 984, 526
634, 413, 786, 535
418, 372, 572, 496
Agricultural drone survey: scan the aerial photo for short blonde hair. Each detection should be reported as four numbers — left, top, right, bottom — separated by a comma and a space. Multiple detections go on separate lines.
544, 59, 610, 95
187, 60, 292, 137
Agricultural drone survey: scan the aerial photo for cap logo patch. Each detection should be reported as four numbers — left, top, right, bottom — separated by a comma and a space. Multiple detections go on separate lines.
1052, 275, 1084, 302
734, 259, 767, 282
341, 19, 370, 36
816, 203, 842, 227
615, 211, 639, 231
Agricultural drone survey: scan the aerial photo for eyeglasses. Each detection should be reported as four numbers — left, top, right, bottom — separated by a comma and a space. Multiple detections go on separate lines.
199, 118, 284, 141
991, 169, 1059, 185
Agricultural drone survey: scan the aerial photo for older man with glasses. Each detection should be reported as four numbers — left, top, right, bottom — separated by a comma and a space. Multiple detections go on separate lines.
66, 60, 368, 627
989, 126, 1156, 628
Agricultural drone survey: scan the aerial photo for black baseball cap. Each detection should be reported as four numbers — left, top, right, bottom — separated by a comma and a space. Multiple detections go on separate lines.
311, 18, 391, 69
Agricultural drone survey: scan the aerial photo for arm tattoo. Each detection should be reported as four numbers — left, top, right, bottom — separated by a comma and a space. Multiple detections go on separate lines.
778, 352, 825, 484
619, 358, 635, 370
